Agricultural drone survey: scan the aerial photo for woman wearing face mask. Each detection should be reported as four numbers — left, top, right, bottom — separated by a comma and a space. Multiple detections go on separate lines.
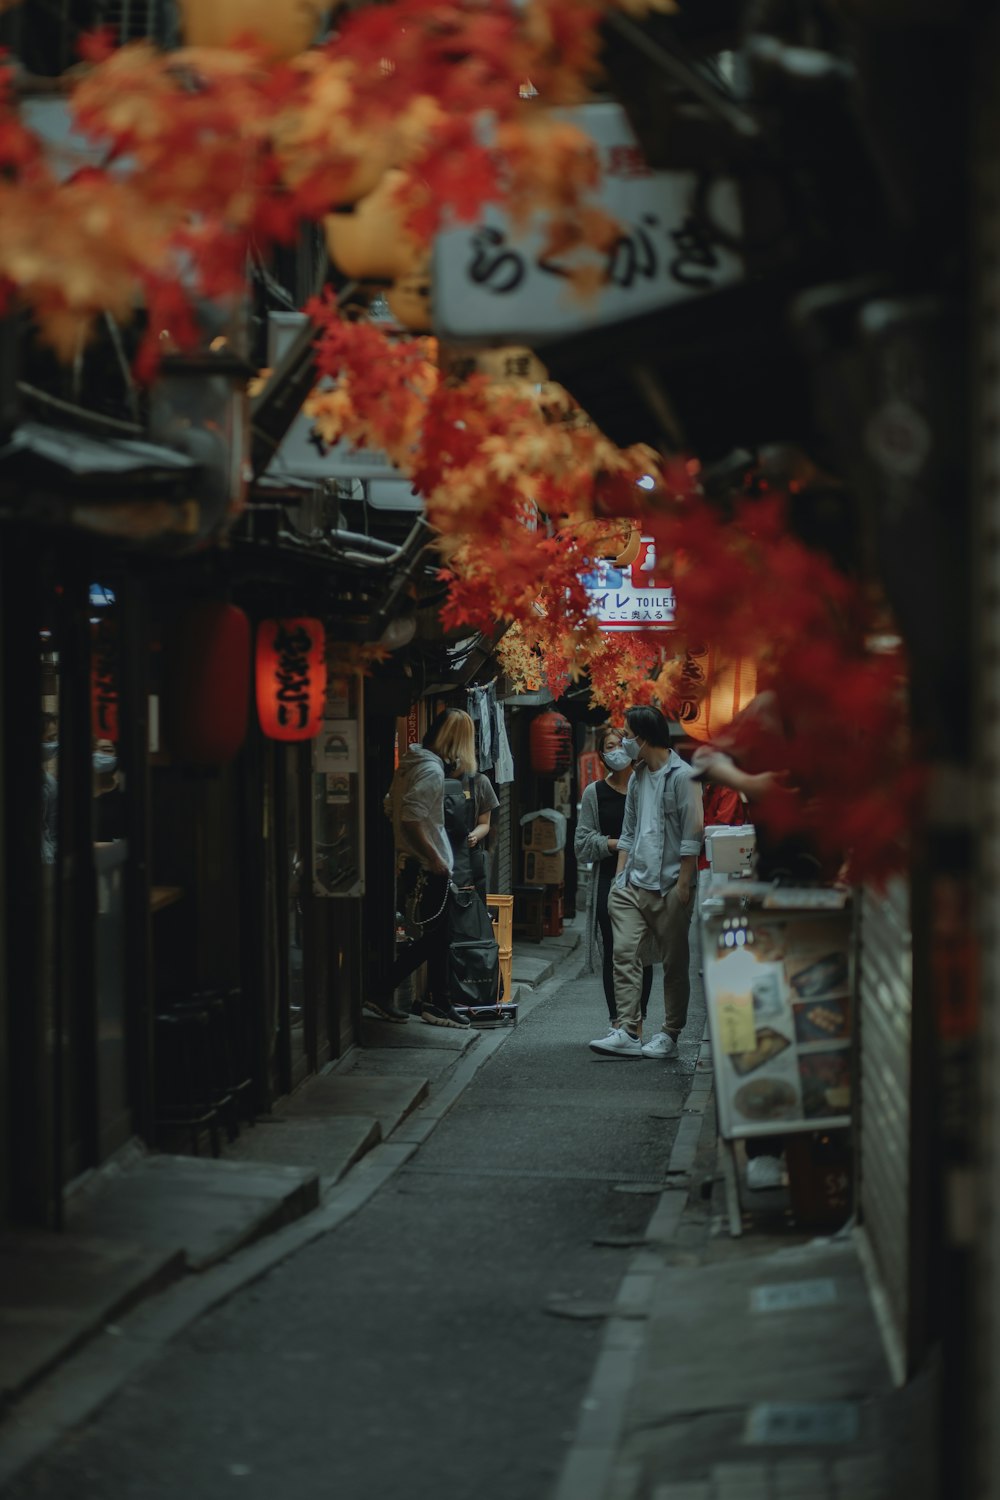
575, 725, 653, 1029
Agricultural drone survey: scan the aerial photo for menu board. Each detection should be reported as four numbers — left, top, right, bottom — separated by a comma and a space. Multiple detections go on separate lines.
702, 910, 853, 1139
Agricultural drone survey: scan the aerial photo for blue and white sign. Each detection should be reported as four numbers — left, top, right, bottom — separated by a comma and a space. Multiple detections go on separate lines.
433, 102, 743, 345
582, 537, 674, 631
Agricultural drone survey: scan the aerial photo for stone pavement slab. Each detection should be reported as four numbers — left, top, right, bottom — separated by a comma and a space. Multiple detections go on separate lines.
612, 1236, 935, 1499
512, 953, 556, 987
221, 1116, 380, 1184
334, 1046, 460, 1083
282, 1072, 427, 1138
0, 1233, 183, 1403
66, 1156, 320, 1273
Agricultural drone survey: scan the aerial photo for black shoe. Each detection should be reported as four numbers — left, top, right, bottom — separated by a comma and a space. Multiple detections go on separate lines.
420, 1001, 471, 1029
364, 995, 410, 1024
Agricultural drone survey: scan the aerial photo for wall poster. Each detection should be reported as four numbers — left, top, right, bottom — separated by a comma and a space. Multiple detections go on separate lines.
702, 909, 853, 1139
311, 674, 364, 897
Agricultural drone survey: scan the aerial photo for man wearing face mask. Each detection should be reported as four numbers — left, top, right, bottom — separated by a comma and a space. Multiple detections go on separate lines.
575, 725, 654, 1029
589, 706, 703, 1059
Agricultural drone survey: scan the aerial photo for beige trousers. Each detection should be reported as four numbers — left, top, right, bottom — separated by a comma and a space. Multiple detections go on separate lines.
609, 880, 693, 1035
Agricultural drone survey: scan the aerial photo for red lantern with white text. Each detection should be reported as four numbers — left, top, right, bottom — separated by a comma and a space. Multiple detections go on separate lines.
530, 710, 572, 775
256, 618, 326, 741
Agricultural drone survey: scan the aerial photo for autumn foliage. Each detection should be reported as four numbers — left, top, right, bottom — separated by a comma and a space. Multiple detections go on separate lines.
0, 0, 915, 876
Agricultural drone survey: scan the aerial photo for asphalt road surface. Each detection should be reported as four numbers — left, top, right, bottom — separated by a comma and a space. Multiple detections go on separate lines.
9, 954, 703, 1500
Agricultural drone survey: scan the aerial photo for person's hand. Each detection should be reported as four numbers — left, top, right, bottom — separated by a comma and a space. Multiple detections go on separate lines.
607, 838, 619, 852
749, 769, 795, 800
468, 828, 486, 848
675, 881, 692, 906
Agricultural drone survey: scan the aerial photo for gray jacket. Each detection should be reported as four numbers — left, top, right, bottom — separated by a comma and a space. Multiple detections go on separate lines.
385, 746, 453, 872
575, 779, 656, 974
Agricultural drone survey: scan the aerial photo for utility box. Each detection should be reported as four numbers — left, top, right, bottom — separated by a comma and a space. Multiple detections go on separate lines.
706, 825, 756, 876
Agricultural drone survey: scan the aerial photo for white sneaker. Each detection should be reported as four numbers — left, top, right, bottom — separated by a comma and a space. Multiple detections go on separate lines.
641, 1032, 678, 1059
589, 1027, 643, 1058
746, 1154, 785, 1191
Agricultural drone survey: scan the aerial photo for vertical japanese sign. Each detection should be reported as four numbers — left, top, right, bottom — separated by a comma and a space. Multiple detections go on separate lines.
433, 101, 743, 344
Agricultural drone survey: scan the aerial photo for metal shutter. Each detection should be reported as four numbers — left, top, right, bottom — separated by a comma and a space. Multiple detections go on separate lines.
857, 876, 912, 1383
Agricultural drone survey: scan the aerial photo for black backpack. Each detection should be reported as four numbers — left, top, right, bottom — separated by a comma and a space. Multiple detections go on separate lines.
442, 776, 500, 1006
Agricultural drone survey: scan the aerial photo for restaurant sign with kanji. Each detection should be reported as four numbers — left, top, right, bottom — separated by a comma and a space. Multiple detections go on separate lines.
432, 102, 744, 344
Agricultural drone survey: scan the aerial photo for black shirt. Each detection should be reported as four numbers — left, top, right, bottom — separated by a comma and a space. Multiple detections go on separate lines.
594, 781, 628, 890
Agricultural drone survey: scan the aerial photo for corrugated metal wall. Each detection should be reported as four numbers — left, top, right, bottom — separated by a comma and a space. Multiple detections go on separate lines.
857, 877, 913, 1381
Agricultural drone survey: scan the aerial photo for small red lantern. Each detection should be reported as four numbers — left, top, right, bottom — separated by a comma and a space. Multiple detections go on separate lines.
256, 618, 326, 741
91, 619, 119, 742
165, 601, 250, 765
530, 710, 572, 775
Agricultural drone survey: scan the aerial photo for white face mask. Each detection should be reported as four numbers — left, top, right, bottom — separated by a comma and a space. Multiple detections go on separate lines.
621, 736, 642, 763
602, 747, 631, 772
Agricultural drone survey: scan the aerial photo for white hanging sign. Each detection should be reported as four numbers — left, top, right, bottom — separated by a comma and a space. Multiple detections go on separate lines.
433, 101, 744, 344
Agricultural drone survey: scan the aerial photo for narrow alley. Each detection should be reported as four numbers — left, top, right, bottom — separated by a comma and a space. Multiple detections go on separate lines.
4, 951, 707, 1500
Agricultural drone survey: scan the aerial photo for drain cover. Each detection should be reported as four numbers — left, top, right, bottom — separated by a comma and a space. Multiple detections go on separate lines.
750, 1278, 838, 1313
745, 1402, 860, 1445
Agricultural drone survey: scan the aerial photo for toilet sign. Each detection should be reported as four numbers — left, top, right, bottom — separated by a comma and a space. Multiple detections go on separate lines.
581, 537, 675, 631
433, 102, 744, 345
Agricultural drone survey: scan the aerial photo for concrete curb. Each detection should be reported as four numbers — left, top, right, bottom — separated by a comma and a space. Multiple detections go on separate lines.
551, 1024, 717, 1500
0, 960, 575, 1491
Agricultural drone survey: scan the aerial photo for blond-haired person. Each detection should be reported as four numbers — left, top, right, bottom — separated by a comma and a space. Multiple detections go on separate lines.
374, 709, 466, 1028
426, 708, 498, 902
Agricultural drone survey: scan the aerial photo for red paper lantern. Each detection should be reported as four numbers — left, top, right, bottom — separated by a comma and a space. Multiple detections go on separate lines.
165, 601, 250, 765
91, 619, 119, 742
256, 618, 327, 741
530, 710, 572, 775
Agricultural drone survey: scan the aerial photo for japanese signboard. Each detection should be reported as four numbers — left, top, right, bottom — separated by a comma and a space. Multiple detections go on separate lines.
582, 536, 675, 630
432, 102, 744, 344
702, 909, 854, 1140
311, 677, 365, 897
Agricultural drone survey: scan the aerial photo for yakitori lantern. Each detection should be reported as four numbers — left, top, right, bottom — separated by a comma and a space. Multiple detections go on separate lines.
530, 710, 573, 775
177, 0, 328, 57
256, 618, 326, 741
323, 171, 426, 282
91, 619, 119, 743
165, 601, 251, 765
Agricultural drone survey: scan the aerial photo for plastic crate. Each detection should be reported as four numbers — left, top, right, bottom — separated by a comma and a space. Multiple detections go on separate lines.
486, 894, 514, 953
542, 887, 564, 938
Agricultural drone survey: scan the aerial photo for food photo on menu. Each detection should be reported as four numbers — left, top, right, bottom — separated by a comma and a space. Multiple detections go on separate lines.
798, 1047, 852, 1118
792, 995, 851, 1044
784, 922, 851, 999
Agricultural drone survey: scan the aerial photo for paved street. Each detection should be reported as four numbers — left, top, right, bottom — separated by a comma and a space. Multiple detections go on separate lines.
8, 953, 703, 1500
